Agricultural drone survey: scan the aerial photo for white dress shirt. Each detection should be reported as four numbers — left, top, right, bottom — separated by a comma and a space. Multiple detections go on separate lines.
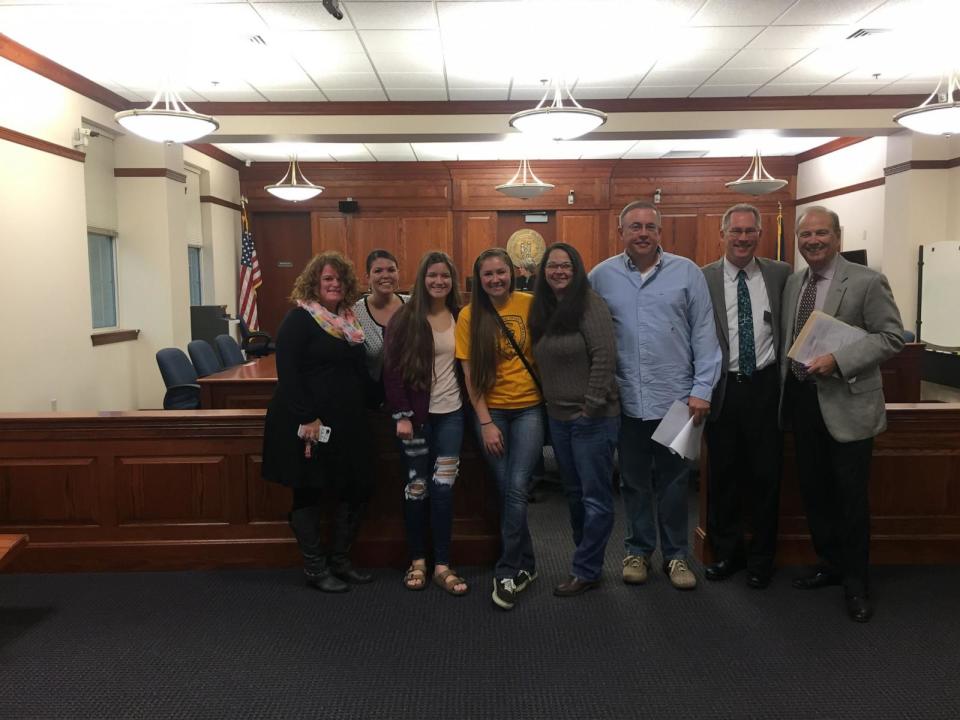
723, 257, 775, 372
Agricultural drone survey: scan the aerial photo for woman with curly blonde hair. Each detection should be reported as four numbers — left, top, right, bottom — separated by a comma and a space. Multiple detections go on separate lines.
262, 251, 375, 593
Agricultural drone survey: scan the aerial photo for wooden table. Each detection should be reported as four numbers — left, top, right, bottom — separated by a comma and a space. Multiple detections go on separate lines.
199, 355, 277, 409
0, 534, 29, 571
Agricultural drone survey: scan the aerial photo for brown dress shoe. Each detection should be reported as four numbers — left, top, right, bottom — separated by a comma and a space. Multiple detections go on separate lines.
554, 576, 601, 597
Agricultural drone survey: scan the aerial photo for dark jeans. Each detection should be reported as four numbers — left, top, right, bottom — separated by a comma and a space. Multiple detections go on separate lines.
398, 408, 464, 566
476, 405, 545, 579
549, 414, 619, 581
705, 365, 782, 574
618, 414, 691, 562
786, 377, 873, 595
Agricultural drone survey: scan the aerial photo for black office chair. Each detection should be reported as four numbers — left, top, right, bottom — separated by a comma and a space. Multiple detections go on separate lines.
238, 317, 275, 358
215, 334, 246, 368
156, 348, 201, 410
188, 339, 223, 378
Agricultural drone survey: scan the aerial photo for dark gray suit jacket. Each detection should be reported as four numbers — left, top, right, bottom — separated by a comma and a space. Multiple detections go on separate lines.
703, 256, 792, 421
778, 255, 904, 442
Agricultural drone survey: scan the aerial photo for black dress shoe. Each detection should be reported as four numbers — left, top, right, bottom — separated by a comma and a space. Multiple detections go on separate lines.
305, 571, 350, 593
746, 572, 772, 589
704, 558, 745, 582
553, 576, 600, 597
846, 594, 873, 623
792, 570, 842, 590
330, 565, 374, 584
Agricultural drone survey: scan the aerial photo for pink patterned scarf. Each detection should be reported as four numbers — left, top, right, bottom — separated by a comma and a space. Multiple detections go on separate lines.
297, 301, 365, 345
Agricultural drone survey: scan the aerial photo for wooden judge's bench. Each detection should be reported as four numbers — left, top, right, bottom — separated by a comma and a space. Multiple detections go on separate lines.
1, 343, 958, 572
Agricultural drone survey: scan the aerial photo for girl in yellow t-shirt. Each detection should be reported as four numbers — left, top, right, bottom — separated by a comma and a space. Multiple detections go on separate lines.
455, 248, 543, 611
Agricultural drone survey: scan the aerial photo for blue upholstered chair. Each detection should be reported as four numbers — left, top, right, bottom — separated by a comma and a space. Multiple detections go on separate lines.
215, 334, 246, 368
187, 340, 223, 378
155, 348, 201, 410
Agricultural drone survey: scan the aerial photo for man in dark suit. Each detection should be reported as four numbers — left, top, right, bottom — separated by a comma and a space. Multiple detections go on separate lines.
781, 205, 903, 622
702, 204, 792, 589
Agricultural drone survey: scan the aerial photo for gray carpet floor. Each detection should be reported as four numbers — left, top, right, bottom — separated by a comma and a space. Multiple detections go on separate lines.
1, 484, 959, 719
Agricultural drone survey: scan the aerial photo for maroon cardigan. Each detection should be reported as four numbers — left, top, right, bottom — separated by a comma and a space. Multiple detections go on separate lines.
382, 307, 461, 428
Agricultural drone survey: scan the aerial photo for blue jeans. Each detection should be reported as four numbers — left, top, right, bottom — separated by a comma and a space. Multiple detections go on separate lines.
399, 408, 464, 566
476, 405, 545, 579
549, 414, 619, 581
618, 414, 690, 561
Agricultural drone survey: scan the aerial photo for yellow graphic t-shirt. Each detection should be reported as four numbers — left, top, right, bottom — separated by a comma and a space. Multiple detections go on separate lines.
455, 291, 541, 409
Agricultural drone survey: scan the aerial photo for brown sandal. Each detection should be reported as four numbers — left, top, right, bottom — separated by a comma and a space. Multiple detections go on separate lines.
403, 564, 427, 591
433, 568, 469, 596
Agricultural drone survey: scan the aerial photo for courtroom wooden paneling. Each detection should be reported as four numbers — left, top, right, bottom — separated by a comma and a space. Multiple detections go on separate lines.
350, 216, 401, 283
497, 210, 556, 260
250, 212, 313, 336
695, 404, 960, 566
311, 214, 348, 256
449, 161, 612, 211
660, 214, 700, 264
455, 211, 498, 283
556, 211, 605, 271
399, 215, 453, 289
0, 411, 500, 572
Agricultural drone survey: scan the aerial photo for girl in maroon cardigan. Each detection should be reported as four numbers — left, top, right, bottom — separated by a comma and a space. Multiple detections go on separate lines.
383, 251, 468, 595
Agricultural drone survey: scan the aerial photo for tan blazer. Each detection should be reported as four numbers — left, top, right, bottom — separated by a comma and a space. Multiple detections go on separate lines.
779, 255, 904, 443
703, 256, 792, 422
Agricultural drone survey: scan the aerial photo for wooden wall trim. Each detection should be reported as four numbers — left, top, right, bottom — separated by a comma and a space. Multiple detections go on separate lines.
0, 33, 129, 112
186, 95, 926, 117
200, 195, 243, 212
114, 168, 188, 183
795, 137, 869, 164
186, 142, 245, 171
0, 125, 86, 163
795, 177, 885, 206
884, 157, 960, 176
91, 329, 140, 346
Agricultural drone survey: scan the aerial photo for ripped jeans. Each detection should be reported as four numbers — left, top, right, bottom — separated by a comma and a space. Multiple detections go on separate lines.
398, 407, 464, 566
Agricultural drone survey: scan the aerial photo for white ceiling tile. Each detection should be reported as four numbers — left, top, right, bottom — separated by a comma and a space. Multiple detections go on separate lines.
448, 87, 509, 100
671, 26, 763, 50
630, 85, 697, 98
367, 51, 443, 73
365, 143, 418, 162
411, 143, 459, 161
346, 1, 437, 30
642, 69, 714, 86
258, 88, 327, 101
814, 81, 888, 94
297, 52, 375, 75
747, 25, 850, 50
312, 72, 383, 89
872, 81, 936, 95
281, 30, 365, 55
359, 29, 442, 53
725, 48, 812, 69
706, 67, 782, 85
254, 2, 351, 31
323, 88, 389, 101
510, 86, 556, 101
654, 49, 736, 71
245, 58, 318, 91
774, 0, 887, 26
437, 1, 524, 34
571, 86, 635, 100
446, 74, 511, 89
195, 87, 266, 102
379, 72, 446, 89
571, 140, 639, 159
690, 84, 762, 97
692, 0, 796, 26
387, 88, 450, 101
751, 83, 824, 96
575, 74, 646, 89
326, 144, 377, 161
857, 0, 950, 27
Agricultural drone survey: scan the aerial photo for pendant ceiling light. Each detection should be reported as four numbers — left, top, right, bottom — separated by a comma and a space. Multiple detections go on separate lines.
894, 71, 960, 136
725, 150, 788, 195
509, 79, 607, 141
264, 157, 324, 202
495, 158, 555, 199
114, 84, 218, 144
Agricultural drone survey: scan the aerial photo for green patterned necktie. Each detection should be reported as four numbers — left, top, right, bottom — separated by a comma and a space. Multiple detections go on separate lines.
737, 270, 756, 376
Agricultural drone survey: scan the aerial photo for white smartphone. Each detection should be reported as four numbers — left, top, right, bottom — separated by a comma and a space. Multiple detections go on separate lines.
318, 425, 332, 443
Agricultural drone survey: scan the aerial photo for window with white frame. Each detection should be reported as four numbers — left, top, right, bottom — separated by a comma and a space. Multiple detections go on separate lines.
188, 245, 202, 305
88, 231, 118, 328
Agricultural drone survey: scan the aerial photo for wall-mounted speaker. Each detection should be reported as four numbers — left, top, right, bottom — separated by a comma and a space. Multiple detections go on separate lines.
338, 200, 359, 214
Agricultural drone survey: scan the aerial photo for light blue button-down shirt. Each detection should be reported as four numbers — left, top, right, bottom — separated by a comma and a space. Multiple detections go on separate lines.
589, 250, 722, 421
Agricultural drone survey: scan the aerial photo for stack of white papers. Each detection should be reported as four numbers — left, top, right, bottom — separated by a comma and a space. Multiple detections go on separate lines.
651, 400, 704, 461
787, 310, 866, 365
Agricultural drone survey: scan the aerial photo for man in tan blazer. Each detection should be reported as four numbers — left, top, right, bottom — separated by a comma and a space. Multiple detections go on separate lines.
780, 205, 903, 623
703, 204, 792, 589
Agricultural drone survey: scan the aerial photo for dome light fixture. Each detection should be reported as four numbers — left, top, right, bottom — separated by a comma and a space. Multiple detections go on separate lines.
264, 157, 324, 202
509, 79, 607, 141
495, 158, 555, 199
725, 150, 788, 196
894, 71, 960, 136
114, 84, 218, 144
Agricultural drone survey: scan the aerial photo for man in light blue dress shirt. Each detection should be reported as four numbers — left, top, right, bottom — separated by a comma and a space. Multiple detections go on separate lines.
589, 200, 722, 590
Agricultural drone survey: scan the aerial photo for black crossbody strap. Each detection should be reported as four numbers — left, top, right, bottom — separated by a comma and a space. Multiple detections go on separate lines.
494, 312, 543, 397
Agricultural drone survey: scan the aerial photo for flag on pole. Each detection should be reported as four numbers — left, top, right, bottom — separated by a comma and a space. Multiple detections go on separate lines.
238, 201, 262, 331
776, 201, 784, 261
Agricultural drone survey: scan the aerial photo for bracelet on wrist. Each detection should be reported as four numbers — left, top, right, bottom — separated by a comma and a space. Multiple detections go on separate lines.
481, 420, 494, 426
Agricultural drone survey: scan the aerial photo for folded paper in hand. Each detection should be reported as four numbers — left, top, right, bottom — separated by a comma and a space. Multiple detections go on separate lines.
787, 310, 866, 365
651, 400, 703, 461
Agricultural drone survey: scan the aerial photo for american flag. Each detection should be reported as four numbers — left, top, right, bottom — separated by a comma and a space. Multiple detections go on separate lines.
238, 204, 262, 331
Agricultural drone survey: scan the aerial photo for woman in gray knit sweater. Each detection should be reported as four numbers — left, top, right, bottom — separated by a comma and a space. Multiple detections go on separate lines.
529, 242, 620, 597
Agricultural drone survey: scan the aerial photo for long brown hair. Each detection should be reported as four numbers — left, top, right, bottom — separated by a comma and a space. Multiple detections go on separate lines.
468, 248, 515, 396
384, 252, 462, 391
528, 243, 589, 344
289, 251, 361, 307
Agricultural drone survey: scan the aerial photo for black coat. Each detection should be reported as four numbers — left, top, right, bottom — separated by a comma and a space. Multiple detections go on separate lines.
261, 307, 371, 490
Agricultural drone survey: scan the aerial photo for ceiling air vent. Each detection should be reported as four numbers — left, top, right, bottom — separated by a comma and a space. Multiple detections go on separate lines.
249, 35, 267, 46
846, 28, 891, 40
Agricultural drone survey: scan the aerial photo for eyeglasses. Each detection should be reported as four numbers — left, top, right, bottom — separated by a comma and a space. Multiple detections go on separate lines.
797, 229, 835, 239
725, 227, 759, 237
625, 222, 659, 233
545, 263, 573, 271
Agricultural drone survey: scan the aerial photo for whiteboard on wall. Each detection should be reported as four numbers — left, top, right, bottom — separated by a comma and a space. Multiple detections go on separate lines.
920, 242, 960, 349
